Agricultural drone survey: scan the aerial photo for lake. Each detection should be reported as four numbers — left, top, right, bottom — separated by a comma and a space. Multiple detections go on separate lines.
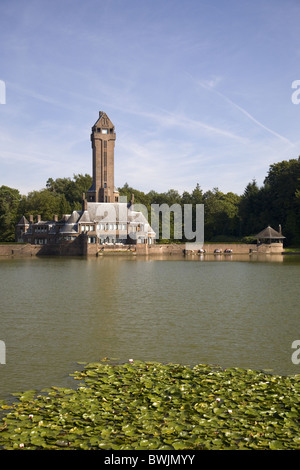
0, 253, 300, 400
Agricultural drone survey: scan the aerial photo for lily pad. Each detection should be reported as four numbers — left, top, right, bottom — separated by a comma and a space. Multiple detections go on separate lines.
1, 360, 300, 450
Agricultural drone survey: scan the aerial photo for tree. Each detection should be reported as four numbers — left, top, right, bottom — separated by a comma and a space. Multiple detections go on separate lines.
262, 158, 300, 243
0, 186, 22, 241
191, 183, 203, 205
68, 174, 93, 209
181, 190, 193, 205
119, 183, 150, 207
46, 173, 92, 210
239, 179, 262, 235
203, 188, 240, 240
23, 189, 69, 221
238, 158, 300, 244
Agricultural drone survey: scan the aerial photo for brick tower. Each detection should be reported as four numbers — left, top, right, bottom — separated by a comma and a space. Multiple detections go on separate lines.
87, 111, 119, 203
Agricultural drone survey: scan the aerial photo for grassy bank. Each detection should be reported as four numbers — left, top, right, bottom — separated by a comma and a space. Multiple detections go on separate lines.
283, 247, 300, 253
0, 360, 299, 450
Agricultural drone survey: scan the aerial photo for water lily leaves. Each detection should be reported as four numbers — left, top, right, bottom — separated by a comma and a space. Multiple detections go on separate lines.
0, 360, 300, 449
18, 390, 37, 402
173, 439, 194, 450
268, 440, 287, 450
139, 438, 161, 449
121, 424, 135, 436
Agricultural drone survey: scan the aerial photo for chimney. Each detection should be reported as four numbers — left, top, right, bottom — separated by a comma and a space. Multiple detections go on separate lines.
37, 215, 41, 223
279, 224, 282, 235
54, 215, 58, 222
29, 215, 33, 224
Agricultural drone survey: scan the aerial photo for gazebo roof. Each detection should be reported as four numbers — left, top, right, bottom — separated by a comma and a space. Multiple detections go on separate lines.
255, 225, 285, 239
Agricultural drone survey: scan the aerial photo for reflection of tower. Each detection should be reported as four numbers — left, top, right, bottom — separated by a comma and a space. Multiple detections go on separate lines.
87, 111, 119, 203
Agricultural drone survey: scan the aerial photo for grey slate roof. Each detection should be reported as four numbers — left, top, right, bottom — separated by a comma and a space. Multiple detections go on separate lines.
66, 211, 82, 224
59, 224, 78, 234
78, 211, 91, 223
17, 216, 29, 225
85, 203, 129, 223
56, 203, 155, 236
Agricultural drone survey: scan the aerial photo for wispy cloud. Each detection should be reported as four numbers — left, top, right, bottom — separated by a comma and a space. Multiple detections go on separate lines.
1, 1, 299, 198
194, 77, 294, 146
116, 105, 247, 143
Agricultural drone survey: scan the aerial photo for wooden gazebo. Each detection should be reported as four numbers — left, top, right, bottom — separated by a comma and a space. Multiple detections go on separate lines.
254, 225, 285, 253
255, 225, 285, 244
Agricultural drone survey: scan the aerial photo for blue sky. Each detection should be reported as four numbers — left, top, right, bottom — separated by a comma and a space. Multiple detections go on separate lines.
1, 0, 300, 196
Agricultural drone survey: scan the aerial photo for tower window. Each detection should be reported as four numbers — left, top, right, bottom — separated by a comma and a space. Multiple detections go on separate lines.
102, 129, 108, 134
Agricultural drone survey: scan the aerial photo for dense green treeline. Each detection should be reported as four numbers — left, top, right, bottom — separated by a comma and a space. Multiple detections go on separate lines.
1, 157, 300, 245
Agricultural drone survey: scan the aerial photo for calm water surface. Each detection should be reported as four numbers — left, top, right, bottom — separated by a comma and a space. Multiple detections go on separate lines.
0, 254, 300, 399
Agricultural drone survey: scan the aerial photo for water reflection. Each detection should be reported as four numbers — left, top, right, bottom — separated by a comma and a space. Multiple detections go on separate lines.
134, 253, 285, 262
0, 254, 299, 399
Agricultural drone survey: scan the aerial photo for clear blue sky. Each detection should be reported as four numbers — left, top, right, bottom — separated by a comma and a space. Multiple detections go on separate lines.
1, 0, 300, 196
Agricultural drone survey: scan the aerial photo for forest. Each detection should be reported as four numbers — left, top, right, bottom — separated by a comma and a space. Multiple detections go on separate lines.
0, 157, 300, 246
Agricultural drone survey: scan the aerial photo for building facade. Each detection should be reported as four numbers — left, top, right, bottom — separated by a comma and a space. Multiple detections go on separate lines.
16, 112, 155, 254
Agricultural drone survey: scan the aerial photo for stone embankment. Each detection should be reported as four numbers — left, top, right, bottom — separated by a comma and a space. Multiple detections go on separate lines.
0, 242, 283, 257
0, 244, 40, 257
136, 243, 257, 255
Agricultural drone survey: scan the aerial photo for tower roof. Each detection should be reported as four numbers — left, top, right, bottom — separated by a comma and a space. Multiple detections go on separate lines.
92, 111, 114, 130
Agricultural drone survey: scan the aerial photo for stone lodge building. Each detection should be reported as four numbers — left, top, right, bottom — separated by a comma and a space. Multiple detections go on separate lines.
16, 112, 156, 255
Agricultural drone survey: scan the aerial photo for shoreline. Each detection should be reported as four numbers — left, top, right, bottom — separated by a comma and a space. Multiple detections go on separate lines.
0, 242, 290, 258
